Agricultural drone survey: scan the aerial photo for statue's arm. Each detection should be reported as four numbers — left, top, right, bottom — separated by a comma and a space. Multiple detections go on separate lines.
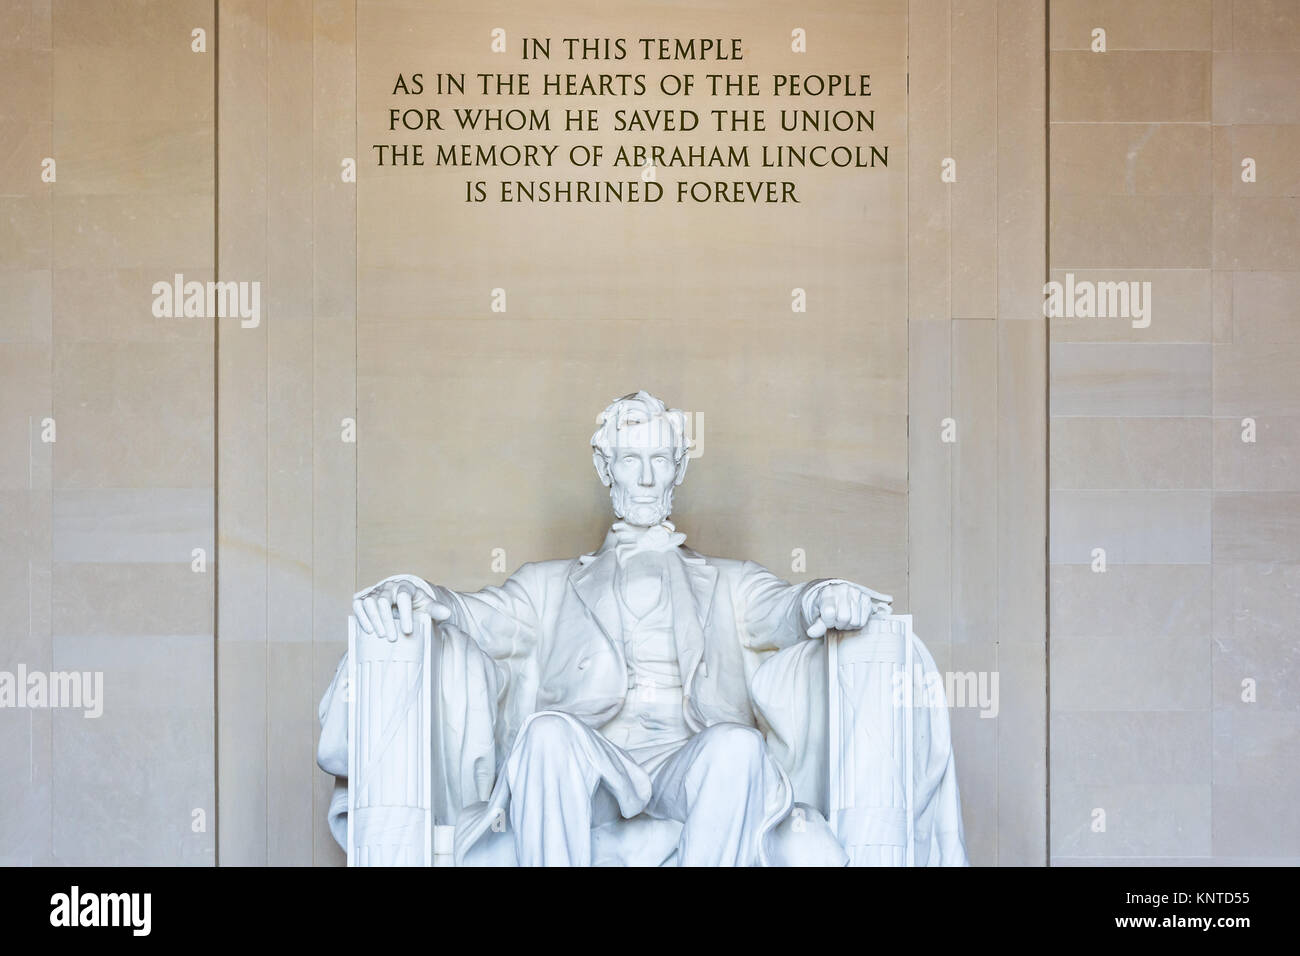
429, 567, 546, 661
737, 562, 893, 650
736, 561, 844, 651
353, 565, 546, 662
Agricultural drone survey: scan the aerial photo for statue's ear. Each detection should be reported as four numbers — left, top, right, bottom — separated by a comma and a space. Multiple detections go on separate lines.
593, 450, 612, 487
668, 408, 692, 486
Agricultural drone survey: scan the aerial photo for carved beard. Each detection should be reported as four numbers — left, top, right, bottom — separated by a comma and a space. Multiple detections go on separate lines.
610, 481, 675, 528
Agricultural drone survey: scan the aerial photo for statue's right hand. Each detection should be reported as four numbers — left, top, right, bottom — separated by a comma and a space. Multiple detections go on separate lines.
353, 576, 452, 642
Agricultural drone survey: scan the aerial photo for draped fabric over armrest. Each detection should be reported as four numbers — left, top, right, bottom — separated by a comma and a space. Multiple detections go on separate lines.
317, 615, 501, 864
824, 615, 967, 866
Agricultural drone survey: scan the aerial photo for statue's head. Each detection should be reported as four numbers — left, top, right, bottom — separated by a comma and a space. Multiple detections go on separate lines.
591, 390, 691, 527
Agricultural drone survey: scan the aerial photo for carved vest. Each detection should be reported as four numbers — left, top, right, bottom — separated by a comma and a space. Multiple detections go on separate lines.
598, 553, 691, 759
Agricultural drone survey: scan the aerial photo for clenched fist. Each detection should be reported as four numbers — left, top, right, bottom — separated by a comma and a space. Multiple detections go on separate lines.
804, 581, 892, 638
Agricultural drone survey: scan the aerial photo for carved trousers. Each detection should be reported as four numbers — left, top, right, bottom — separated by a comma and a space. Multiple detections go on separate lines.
501, 710, 785, 866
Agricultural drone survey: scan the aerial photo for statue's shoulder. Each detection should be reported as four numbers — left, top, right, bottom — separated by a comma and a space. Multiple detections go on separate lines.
679, 548, 749, 577
684, 552, 795, 591
510, 557, 574, 581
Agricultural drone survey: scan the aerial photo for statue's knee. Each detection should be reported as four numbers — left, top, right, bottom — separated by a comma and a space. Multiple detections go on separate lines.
698, 723, 766, 772
505, 714, 594, 800
518, 712, 580, 756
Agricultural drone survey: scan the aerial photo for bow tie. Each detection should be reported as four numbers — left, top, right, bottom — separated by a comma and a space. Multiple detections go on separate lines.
611, 521, 686, 558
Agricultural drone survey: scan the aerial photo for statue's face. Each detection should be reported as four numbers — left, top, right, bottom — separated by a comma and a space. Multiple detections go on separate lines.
608, 418, 679, 527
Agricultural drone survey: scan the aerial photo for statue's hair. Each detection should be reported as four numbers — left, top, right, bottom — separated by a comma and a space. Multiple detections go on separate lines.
591, 390, 692, 487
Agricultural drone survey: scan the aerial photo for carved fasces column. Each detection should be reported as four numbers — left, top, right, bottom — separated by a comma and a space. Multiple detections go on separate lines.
826, 614, 916, 866
347, 613, 436, 866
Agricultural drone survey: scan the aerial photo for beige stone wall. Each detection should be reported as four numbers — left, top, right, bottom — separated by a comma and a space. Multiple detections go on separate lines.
215, 0, 1048, 867
216, 0, 357, 865
354, 0, 910, 612
1048, 0, 1300, 864
907, 0, 1048, 866
0, 0, 1050, 868
0, 0, 215, 864
15, 0, 1295, 868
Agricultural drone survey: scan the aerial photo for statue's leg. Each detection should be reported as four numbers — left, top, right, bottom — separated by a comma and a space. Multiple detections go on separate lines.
501, 712, 604, 866
646, 723, 780, 866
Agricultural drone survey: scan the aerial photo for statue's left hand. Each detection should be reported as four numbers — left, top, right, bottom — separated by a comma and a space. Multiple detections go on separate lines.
805, 581, 892, 638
